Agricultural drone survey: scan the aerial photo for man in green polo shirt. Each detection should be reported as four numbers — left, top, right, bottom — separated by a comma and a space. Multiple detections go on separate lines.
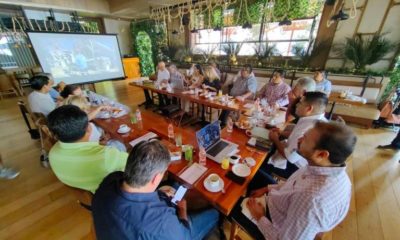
47, 105, 128, 193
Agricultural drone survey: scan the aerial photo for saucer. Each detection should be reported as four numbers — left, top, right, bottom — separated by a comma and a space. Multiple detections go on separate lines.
244, 157, 256, 167
98, 112, 111, 119
232, 164, 251, 177
203, 176, 224, 193
117, 127, 131, 134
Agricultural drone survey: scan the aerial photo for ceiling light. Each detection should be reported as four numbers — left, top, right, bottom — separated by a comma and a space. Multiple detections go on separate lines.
279, 18, 292, 26
172, 30, 178, 35
242, 21, 252, 29
331, 9, 349, 21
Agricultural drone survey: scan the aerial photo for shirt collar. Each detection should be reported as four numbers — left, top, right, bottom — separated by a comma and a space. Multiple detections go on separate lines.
119, 189, 160, 202
298, 113, 326, 122
58, 141, 99, 149
305, 165, 346, 177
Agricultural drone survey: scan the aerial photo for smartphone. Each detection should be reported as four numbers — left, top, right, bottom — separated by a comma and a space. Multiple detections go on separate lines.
171, 186, 188, 205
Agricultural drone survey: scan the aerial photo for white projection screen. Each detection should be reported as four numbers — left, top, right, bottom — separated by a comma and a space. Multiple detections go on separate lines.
27, 32, 125, 84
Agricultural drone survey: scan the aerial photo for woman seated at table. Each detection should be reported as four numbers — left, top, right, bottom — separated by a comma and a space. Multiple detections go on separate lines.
188, 64, 204, 88
202, 66, 221, 92
63, 95, 126, 151
60, 84, 83, 99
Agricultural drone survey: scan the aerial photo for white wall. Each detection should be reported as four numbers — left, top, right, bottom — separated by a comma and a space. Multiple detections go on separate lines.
326, 0, 400, 71
103, 18, 132, 56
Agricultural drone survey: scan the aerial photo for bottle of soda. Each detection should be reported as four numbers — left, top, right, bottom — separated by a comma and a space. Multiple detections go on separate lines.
199, 147, 206, 166
136, 108, 142, 121
168, 123, 174, 141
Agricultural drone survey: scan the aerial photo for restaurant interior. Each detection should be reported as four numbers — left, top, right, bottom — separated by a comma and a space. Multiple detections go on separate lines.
0, 0, 400, 239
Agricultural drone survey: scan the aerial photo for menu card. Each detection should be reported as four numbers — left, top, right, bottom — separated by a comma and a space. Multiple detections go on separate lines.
129, 132, 158, 147
179, 163, 208, 185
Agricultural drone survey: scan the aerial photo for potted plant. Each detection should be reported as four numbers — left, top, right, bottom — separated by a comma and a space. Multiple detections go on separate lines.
254, 42, 278, 66
221, 43, 243, 65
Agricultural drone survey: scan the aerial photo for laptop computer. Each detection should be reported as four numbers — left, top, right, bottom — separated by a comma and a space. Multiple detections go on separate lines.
196, 121, 238, 163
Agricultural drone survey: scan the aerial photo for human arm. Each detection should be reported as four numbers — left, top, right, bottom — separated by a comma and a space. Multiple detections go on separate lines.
324, 80, 332, 96
176, 199, 189, 222
269, 129, 287, 158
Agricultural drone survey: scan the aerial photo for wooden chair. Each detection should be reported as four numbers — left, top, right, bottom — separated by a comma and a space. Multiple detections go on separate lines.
0, 74, 19, 99
17, 100, 40, 139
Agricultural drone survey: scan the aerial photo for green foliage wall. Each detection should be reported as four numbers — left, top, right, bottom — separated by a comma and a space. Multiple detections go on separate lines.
136, 32, 155, 77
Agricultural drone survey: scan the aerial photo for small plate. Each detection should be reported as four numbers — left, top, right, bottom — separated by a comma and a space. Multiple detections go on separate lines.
117, 127, 131, 134
97, 112, 111, 119
244, 157, 256, 167
232, 164, 251, 177
203, 177, 224, 193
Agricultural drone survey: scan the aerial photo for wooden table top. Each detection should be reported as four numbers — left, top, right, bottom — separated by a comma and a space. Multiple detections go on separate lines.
329, 92, 366, 106
129, 81, 244, 111
93, 111, 268, 215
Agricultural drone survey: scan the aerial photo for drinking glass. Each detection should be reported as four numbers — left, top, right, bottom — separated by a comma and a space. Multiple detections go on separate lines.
221, 157, 230, 170
175, 133, 182, 147
184, 145, 193, 161
227, 117, 233, 133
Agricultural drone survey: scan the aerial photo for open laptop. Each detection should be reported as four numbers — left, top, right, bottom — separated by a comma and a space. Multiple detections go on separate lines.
196, 121, 238, 163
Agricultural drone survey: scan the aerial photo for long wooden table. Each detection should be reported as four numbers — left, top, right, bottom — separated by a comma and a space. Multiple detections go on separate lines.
329, 92, 366, 106
93, 111, 268, 215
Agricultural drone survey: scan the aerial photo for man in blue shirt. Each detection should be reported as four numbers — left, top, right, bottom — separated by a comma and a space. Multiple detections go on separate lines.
313, 69, 332, 96
92, 140, 219, 240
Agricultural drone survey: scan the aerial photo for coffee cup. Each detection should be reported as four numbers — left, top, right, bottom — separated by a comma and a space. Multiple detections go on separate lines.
119, 124, 129, 131
208, 174, 220, 188
229, 155, 240, 164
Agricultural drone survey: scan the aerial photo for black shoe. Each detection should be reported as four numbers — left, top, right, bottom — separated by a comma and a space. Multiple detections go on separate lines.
377, 144, 400, 150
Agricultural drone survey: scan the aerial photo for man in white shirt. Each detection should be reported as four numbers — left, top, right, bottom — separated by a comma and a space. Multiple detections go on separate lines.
155, 61, 171, 107
265, 91, 328, 178
27, 75, 56, 117
230, 121, 356, 240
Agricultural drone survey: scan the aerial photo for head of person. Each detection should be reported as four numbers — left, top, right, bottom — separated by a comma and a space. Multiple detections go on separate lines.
194, 64, 203, 75
168, 64, 178, 74
272, 69, 285, 84
123, 140, 170, 191
60, 84, 82, 99
158, 61, 166, 71
29, 75, 52, 93
203, 66, 220, 82
47, 105, 91, 143
298, 121, 357, 167
314, 69, 326, 82
295, 91, 328, 118
210, 62, 219, 69
292, 77, 316, 98
240, 64, 252, 79
63, 95, 91, 112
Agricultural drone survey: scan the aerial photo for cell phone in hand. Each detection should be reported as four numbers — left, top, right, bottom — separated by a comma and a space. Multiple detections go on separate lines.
171, 186, 187, 205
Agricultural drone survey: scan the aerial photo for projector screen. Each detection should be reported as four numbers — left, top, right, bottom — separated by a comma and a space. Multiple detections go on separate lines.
27, 32, 125, 84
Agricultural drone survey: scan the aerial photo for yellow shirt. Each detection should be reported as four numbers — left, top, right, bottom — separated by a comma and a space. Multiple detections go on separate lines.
49, 141, 128, 193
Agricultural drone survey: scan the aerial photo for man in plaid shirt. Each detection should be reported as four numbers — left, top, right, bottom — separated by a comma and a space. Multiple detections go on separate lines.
230, 121, 357, 239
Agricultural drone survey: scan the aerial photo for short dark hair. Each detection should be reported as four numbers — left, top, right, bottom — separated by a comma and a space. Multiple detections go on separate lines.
194, 64, 204, 76
29, 75, 50, 91
124, 140, 170, 188
47, 105, 89, 143
315, 68, 327, 78
314, 121, 357, 165
274, 69, 286, 78
302, 91, 328, 113
60, 84, 80, 98
243, 64, 252, 73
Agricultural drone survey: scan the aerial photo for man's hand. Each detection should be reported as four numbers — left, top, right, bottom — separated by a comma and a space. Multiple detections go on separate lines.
235, 96, 245, 102
176, 199, 188, 221
268, 130, 280, 144
250, 186, 269, 198
247, 198, 266, 221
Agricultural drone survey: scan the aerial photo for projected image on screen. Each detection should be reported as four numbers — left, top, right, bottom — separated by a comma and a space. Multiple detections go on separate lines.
27, 32, 125, 84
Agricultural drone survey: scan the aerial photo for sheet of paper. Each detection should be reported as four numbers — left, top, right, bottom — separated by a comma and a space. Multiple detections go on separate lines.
241, 196, 267, 225
179, 163, 207, 185
129, 132, 158, 147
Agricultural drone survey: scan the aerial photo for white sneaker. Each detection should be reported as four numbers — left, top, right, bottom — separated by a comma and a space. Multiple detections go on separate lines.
0, 167, 20, 180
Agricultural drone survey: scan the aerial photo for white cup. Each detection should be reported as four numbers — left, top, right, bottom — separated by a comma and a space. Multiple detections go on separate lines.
229, 155, 240, 164
119, 124, 129, 131
208, 174, 220, 188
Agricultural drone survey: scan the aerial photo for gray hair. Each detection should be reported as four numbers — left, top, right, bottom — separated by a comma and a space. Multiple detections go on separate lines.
295, 77, 316, 92
169, 64, 177, 70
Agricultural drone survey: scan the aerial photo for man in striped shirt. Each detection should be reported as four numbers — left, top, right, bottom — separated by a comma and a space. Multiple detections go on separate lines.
257, 69, 291, 108
231, 121, 356, 239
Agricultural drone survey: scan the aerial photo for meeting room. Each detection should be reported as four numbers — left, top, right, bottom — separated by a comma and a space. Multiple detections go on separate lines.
1, 0, 400, 239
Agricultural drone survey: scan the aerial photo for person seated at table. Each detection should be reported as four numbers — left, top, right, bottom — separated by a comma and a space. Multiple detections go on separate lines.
264, 91, 328, 179
219, 64, 257, 126
92, 140, 219, 240
27, 75, 56, 117
257, 69, 291, 109
169, 64, 185, 90
154, 61, 171, 107
60, 84, 83, 99
210, 61, 221, 78
202, 66, 221, 92
47, 105, 128, 193
230, 121, 356, 240
35, 72, 65, 103
189, 64, 204, 89
314, 69, 332, 96
286, 77, 316, 122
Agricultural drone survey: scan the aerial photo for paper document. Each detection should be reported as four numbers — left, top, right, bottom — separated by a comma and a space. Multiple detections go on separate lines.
179, 163, 207, 185
241, 196, 267, 225
129, 132, 158, 147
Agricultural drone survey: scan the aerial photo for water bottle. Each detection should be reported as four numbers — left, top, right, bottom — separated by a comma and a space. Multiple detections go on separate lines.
168, 123, 174, 140
135, 108, 142, 121
199, 147, 206, 166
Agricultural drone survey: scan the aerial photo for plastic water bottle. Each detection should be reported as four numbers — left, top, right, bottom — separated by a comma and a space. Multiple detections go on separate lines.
135, 109, 142, 121
199, 147, 207, 166
168, 123, 174, 140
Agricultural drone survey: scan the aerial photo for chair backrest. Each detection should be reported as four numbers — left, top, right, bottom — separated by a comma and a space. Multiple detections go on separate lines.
36, 117, 57, 152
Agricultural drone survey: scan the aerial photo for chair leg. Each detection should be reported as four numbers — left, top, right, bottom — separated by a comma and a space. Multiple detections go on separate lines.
229, 221, 239, 240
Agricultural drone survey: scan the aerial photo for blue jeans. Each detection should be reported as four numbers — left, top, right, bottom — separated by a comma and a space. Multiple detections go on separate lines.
184, 208, 219, 240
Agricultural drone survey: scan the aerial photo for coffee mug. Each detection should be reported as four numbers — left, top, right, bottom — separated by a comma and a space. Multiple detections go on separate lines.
119, 124, 129, 131
229, 155, 240, 164
208, 174, 220, 188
